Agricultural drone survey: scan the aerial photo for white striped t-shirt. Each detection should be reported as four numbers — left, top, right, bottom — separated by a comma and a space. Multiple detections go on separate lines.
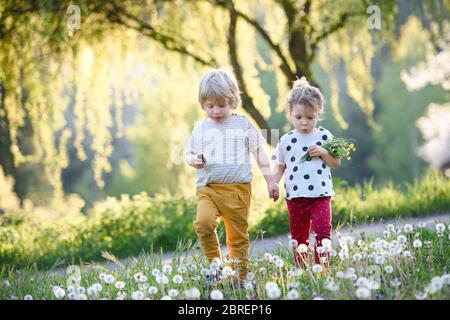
185, 114, 265, 187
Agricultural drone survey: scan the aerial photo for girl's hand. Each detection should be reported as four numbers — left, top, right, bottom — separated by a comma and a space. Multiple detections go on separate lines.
308, 145, 327, 158
267, 182, 279, 202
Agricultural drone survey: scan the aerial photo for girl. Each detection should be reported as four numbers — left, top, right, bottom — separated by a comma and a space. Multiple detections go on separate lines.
271, 77, 341, 268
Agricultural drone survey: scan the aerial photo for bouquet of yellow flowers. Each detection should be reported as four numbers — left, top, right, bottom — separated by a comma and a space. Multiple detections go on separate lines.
299, 138, 356, 163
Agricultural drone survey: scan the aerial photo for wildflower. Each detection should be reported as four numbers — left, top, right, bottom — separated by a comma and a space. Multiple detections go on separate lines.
390, 279, 401, 287
384, 265, 394, 274
162, 264, 173, 274
357, 240, 365, 247
67, 292, 77, 300
210, 289, 224, 300
209, 258, 221, 271
325, 280, 339, 291
289, 268, 303, 277
287, 289, 299, 299
413, 240, 422, 248
104, 274, 115, 284
352, 253, 362, 262
177, 265, 188, 274
417, 222, 427, 228
322, 238, 332, 250
52, 286, 65, 299
374, 255, 386, 265
356, 277, 368, 287
115, 281, 125, 289
436, 223, 446, 234
138, 283, 149, 291
244, 282, 254, 291
184, 287, 201, 299
131, 291, 145, 300
168, 289, 179, 298
24, 295, 33, 300
265, 282, 281, 299
336, 271, 345, 279
76, 286, 86, 295
173, 275, 183, 284
191, 275, 201, 281
160, 295, 172, 300
415, 291, 428, 300
148, 286, 158, 295
297, 244, 308, 253
403, 251, 412, 258
264, 253, 272, 261
355, 287, 371, 299
339, 236, 355, 248
152, 268, 161, 277
288, 239, 298, 249
300, 138, 356, 163
338, 248, 349, 261
67, 285, 75, 293
312, 264, 323, 274
397, 235, 407, 244
189, 264, 198, 272
222, 266, 233, 278
404, 224, 413, 233
87, 286, 98, 297
155, 274, 169, 285
275, 258, 285, 268
77, 294, 87, 300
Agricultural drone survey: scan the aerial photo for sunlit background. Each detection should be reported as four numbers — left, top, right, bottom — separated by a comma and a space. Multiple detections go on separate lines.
0, 0, 449, 268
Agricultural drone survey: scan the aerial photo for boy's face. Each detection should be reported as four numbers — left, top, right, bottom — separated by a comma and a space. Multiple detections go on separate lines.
202, 98, 233, 122
290, 103, 319, 133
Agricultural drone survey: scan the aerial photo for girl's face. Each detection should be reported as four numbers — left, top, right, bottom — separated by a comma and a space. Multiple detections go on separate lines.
202, 98, 233, 122
290, 103, 319, 133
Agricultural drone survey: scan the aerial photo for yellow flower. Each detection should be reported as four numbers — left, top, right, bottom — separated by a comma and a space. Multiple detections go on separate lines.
347, 156, 351, 160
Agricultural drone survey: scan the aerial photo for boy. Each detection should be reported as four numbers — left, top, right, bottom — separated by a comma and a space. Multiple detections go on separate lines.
185, 68, 279, 284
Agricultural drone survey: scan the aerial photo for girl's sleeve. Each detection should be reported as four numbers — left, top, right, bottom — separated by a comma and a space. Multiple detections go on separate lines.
271, 138, 285, 165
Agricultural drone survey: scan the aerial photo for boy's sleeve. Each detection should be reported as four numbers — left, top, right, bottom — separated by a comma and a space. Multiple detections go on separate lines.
271, 138, 285, 165
185, 121, 203, 156
247, 118, 266, 152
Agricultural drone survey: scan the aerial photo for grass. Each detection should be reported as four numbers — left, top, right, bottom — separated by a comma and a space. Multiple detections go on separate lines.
0, 223, 448, 300
0, 171, 449, 269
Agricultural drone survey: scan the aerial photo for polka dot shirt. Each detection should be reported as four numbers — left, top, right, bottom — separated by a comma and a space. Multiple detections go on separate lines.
271, 126, 335, 200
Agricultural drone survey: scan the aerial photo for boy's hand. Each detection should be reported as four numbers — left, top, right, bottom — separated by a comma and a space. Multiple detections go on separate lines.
308, 145, 327, 158
188, 153, 206, 169
267, 182, 279, 202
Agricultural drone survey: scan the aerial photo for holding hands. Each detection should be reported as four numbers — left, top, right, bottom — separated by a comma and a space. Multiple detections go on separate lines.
267, 181, 279, 202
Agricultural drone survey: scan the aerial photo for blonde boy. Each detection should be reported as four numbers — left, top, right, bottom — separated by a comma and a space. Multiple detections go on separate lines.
185, 68, 279, 283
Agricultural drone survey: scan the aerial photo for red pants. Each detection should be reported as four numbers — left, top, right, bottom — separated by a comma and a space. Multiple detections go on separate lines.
286, 197, 332, 266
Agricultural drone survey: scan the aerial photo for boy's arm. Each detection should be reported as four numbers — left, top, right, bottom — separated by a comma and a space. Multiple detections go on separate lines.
251, 146, 279, 201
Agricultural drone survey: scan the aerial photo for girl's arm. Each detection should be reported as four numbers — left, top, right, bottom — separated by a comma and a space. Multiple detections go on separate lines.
251, 146, 279, 201
308, 145, 341, 168
272, 164, 285, 184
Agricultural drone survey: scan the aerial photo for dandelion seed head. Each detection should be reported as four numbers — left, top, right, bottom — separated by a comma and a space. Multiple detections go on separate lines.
210, 289, 224, 300
131, 290, 145, 300
287, 289, 299, 299
168, 289, 179, 298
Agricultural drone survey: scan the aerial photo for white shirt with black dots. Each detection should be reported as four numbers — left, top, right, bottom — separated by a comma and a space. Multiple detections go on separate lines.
272, 126, 335, 200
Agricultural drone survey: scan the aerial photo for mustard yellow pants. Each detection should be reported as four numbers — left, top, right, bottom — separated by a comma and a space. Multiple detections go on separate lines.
194, 183, 252, 281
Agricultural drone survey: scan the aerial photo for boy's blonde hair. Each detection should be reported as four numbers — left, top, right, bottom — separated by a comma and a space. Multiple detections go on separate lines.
287, 77, 324, 117
199, 68, 241, 109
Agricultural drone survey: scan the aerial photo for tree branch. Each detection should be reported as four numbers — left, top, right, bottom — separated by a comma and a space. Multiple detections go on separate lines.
227, 6, 272, 141
210, 0, 294, 80
104, 2, 217, 67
